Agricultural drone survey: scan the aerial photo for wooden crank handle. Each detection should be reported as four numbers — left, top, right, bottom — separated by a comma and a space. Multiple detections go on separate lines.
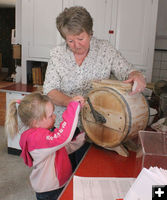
87, 97, 106, 124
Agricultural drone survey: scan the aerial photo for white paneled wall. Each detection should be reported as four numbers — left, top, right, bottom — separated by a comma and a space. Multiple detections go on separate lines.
152, 50, 167, 82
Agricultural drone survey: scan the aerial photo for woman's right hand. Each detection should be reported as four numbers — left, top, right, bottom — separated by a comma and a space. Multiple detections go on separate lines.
71, 96, 85, 107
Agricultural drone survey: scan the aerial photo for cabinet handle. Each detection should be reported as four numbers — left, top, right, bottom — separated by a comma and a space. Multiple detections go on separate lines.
109, 30, 114, 34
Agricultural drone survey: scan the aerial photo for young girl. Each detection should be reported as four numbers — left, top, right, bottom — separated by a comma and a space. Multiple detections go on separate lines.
5, 92, 85, 200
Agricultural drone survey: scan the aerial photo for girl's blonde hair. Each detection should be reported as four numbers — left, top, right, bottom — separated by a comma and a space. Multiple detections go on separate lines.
5, 92, 54, 138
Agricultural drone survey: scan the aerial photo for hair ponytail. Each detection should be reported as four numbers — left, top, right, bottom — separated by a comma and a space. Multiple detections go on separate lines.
5, 100, 19, 138
5, 92, 54, 138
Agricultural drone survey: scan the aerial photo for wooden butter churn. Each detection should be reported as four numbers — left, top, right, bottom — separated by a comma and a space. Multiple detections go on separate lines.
81, 80, 149, 156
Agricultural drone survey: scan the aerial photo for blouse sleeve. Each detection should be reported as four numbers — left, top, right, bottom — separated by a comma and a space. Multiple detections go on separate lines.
43, 48, 62, 94
111, 49, 135, 80
103, 41, 136, 81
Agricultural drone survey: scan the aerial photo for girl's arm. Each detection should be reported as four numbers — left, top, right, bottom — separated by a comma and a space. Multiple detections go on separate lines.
47, 95, 85, 146
65, 132, 86, 154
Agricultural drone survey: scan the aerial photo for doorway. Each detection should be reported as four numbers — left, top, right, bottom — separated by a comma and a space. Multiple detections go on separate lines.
152, 0, 167, 83
0, 5, 15, 81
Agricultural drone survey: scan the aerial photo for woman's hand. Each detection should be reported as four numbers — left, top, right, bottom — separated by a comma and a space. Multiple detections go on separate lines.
124, 71, 146, 95
71, 96, 85, 107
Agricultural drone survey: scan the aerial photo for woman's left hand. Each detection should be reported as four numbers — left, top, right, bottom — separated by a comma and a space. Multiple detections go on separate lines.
123, 71, 146, 95
71, 95, 85, 107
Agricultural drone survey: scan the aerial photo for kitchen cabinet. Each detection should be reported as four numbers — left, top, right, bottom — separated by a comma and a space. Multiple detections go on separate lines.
0, 84, 37, 154
27, 0, 62, 59
20, 0, 158, 83
6, 92, 27, 152
15, 0, 22, 44
114, 0, 158, 82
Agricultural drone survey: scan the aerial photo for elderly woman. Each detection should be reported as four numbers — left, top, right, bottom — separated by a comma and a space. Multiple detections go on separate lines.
43, 6, 146, 168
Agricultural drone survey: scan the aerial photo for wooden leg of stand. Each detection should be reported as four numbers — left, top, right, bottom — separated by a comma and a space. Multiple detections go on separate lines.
105, 145, 129, 157
122, 139, 139, 152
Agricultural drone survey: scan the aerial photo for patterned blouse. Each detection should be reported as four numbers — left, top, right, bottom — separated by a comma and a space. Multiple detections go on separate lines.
43, 37, 135, 127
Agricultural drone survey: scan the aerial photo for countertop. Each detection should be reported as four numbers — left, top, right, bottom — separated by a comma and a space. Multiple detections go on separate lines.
0, 83, 41, 94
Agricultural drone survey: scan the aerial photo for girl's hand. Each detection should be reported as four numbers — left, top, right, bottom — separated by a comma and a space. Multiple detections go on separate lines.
124, 71, 146, 95
71, 96, 85, 107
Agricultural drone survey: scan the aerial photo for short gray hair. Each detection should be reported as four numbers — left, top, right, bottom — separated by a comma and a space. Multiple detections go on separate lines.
56, 6, 93, 39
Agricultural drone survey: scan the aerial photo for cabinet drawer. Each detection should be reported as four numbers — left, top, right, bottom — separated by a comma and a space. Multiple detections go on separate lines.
6, 92, 26, 108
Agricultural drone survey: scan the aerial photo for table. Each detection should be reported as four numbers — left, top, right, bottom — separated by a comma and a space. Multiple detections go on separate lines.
58, 144, 142, 200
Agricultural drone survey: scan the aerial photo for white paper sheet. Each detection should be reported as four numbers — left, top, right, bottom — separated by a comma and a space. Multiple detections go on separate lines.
124, 167, 167, 200
73, 176, 135, 200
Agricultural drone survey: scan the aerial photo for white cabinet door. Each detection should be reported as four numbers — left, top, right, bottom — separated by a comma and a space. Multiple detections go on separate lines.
115, 0, 150, 65
16, 0, 22, 44
114, 0, 158, 81
63, 0, 117, 46
27, 0, 62, 59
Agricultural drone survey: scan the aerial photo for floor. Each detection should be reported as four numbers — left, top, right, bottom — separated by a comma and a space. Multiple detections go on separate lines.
0, 126, 36, 200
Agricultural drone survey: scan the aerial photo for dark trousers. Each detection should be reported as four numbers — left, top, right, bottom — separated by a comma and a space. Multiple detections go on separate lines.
36, 187, 64, 200
69, 127, 90, 171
